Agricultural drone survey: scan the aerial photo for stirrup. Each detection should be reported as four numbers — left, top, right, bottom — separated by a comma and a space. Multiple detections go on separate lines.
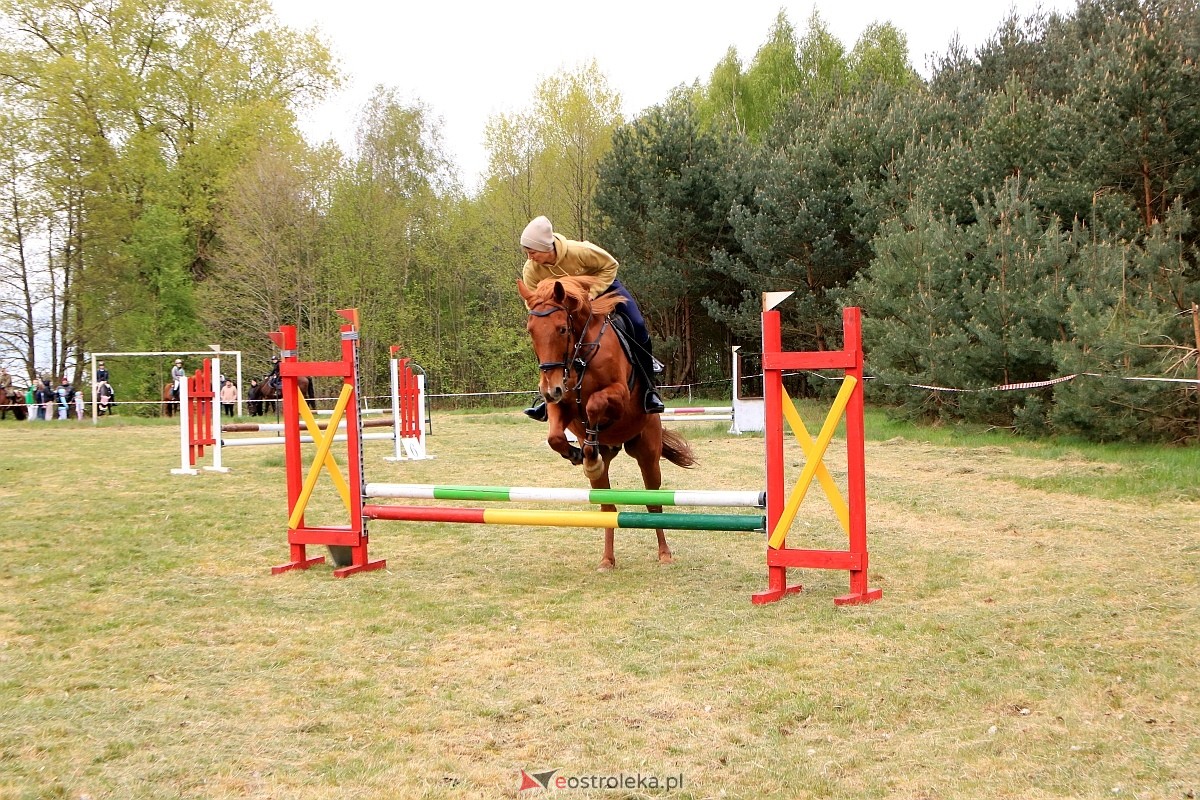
523, 401, 548, 422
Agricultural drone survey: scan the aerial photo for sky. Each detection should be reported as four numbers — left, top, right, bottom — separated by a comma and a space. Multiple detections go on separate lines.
283, 1, 1076, 185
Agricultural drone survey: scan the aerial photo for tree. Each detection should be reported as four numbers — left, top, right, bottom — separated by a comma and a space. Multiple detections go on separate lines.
534, 61, 623, 239
595, 94, 741, 386
480, 62, 622, 241
0, 0, 338, 384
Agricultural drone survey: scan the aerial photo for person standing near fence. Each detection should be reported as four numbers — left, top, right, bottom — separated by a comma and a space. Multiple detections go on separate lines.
35, 380, 52, 420
55, 378, 73, 420
25, 384, 35, 421
220, 379, 237, 418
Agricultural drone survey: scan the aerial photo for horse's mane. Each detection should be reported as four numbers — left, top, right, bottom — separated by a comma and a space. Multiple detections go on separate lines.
530, 275, 626, 317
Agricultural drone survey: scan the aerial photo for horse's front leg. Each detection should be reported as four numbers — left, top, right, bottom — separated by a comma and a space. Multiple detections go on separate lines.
545, 404, 583, 465
588, 453, 621, 571
581, 387, 624, 480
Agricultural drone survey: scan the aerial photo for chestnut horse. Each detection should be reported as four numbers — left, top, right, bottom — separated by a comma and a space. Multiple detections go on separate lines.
0, 386, 28, 420
518, 275, 696, 570
162, 383, 178, 417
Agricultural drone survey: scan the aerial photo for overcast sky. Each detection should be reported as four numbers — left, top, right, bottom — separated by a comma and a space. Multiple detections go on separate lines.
275, 0, 1076, 187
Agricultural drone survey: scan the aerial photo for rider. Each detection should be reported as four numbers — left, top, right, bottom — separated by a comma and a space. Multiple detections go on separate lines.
96, 360, 109, 385
268, 355, 282, 390
55, 377, 74, 420
170, 358, 185, 400
519, 215, 664, 420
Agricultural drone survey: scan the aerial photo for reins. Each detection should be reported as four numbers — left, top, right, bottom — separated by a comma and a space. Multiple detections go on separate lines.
526, 299, 613, 446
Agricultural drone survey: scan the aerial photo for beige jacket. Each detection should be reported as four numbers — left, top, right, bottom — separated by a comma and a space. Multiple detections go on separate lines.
521, 233, 618, 299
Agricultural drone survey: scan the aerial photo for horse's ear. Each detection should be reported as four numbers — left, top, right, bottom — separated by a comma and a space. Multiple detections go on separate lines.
552, 281, 566, 304
517, 279, 533, 305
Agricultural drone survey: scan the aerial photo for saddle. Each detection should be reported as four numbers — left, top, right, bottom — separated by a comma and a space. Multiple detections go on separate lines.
609, 314, 664, 375
608, 314, 638, 372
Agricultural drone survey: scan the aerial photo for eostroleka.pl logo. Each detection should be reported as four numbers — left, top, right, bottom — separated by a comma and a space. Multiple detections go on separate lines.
519, 769, 684, 792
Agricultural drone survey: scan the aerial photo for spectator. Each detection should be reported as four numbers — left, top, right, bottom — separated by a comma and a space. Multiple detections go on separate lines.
74, 385, 85, 420
220, 379, 238, 417
247, 378, 260, 416
56, 378, 74, 420
25, 384, 35, 422
35, 379, 52, 420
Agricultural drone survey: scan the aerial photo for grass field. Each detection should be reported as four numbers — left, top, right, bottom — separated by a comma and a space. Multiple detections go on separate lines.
1, 408, 1197, 799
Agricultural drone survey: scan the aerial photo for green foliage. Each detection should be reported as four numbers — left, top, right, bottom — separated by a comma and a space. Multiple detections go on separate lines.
126, 203, 200, 348
5, 0, 1198, 444
594, 96, 741, 386
0, 0, 339, 380
481, 62, 622, 240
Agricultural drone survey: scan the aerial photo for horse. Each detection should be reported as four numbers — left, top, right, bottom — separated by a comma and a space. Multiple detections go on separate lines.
518, 275, 697, 571
0, 386, 28, 421
161, 383, 178, 417
248, 375, 316, 416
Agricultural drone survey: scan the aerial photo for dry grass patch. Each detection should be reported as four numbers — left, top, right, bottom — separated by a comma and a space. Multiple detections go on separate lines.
0, 412, 1196, 799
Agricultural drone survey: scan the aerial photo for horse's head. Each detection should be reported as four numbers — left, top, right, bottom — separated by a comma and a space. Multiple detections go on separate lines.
518, 276, 623, 406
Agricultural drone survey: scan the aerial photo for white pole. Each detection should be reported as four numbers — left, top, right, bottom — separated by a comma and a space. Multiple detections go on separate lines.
206, 356, 229, 473
413, 374, 432, 459
235, 352, 243, 417
90, 354, 98, 425
171, 379, 198, 475
391, 356, 402, 460
384, 356, 405, 462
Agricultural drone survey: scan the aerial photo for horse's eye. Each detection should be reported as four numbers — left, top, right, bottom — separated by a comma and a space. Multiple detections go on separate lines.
558, 326, 568, 336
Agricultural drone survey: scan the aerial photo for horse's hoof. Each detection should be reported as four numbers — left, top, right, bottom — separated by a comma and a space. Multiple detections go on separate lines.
597, 560, 615, 572
658, 554, 674, 565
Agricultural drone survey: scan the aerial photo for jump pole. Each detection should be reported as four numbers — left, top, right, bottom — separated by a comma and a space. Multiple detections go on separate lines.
753, 295, 881, 606
365, 483, 765, 507
363, 504, 764, 532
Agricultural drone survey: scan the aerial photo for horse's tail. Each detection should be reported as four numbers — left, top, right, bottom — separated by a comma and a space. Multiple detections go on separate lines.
661, 428, 697, 469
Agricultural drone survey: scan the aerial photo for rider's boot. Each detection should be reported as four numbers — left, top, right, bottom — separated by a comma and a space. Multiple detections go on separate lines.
524, 398, 549, 421
635, 344, 665, 414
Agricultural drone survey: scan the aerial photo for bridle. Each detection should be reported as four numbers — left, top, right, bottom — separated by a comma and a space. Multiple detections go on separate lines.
527, 298, 612, 442
527, 300, 610, 386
